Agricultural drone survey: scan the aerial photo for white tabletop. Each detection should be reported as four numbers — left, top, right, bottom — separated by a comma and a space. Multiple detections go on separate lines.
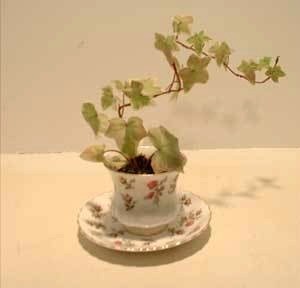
1, 149, 300, 288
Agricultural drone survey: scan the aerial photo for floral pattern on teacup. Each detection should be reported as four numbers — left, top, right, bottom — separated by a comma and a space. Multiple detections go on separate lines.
122, 193, 136, 211
147, 180, 158, 189
168, 175, 179, 194
119, 176, 135, 189
144, 176, 168, 205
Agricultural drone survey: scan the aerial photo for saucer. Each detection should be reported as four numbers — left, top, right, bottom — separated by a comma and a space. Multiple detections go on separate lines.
78, 191, 211, 252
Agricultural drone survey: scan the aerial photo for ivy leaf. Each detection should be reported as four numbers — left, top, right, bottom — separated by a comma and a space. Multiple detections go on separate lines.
104, 155, 127, 170
249, 60, 260, 70
140, 78, 161, 97
126, 80, 152, 109
154, 33, 179, 65
122, 117, 147, 157
237, 60, 260, 84
80, 144, 105, 162
172, 15, 193, 35
97, 113, 109, 133
209, 42, 232, 66
105, 118, 126, 149
179, 54, 210, 92
105, 117, 147, 157
148, 126, 187, 173
154, 33, 179, 53
187, 54, 211, 69
113, 80, 124, 91
81, 103, 109, 135
82, 103, 99, 135
258, 57, 272, 70
187, 31, 211, 55
101, 86, 115, 110
265, 65, 286, 82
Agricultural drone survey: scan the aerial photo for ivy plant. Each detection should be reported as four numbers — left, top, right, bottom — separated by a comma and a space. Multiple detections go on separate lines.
81, 15, 285, 174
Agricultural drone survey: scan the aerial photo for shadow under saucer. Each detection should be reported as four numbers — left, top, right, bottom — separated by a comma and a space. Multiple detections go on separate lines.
77, 225, 211, 267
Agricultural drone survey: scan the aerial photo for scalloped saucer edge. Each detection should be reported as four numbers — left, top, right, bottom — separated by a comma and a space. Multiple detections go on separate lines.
78, 191, 211, 252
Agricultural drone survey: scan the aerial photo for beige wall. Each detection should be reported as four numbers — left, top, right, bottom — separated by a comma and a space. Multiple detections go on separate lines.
1, 0, 299, 153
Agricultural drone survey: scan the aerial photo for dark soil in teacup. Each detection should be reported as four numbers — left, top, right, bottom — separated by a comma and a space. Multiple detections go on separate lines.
118, 154, 154, 174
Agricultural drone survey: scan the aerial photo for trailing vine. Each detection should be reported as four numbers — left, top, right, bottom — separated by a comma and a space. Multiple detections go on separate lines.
80, 15, 285, 174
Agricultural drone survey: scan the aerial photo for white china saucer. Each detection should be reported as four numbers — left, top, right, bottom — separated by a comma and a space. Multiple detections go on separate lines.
78, 191, 211, 252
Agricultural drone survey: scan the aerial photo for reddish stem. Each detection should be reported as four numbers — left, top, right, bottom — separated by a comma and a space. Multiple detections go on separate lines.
176, 39, 279, 84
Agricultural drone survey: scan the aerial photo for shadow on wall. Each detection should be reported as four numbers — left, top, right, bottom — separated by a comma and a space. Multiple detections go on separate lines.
78, 225, 211, 267
201, 177, 281, 208
173, 97, 261, 133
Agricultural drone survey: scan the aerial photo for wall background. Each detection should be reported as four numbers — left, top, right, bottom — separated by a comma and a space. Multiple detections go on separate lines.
1, 0, 299, 153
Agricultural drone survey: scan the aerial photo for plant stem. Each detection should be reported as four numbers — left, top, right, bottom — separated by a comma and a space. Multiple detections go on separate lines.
176, 39, 195, 51
172, 62, 182, 90
176, 39, 280, 84
117, 93, 126, 118
166, 72, 176, 91
118, 63, 183, 117
117, 105, 122, 118
116, 38, 279, 119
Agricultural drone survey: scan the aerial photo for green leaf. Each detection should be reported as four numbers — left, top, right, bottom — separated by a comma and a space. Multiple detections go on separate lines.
154, 33, 179, 65
97, 113, 109, 133
179, 54, 210, 92
180, 68, 209, 92
148, 126, 186, 173
125, 80, 152, 109
113, 80, 124, 91
82, 103, 99, 135
101, 86, 115, 110
187, 31, 211, 55
140, 78, 161, 97
104, 155, 127, 170
258, 57, 272, 70
237, 60, 260, 84
187, 54, 211, 69
80, 144, 105, 162
248, 60, 260, 70
154, 33, 179, 53
122, 117, 147, 157
105, 117, 147, 157
105, 118, 126, 149
209, 42, 232, 66
265, 65, 286, 82
81, 103, 109, 135
172, 15, 193, 35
